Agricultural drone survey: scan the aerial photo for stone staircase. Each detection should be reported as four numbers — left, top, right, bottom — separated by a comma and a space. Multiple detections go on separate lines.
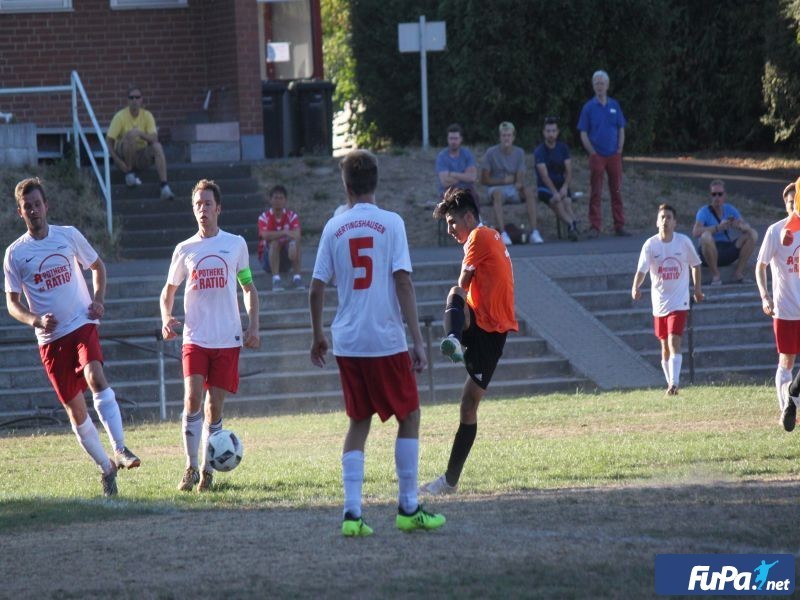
113, 162, 262, 260
0, 261, 589, 421
553, 270, 775, 385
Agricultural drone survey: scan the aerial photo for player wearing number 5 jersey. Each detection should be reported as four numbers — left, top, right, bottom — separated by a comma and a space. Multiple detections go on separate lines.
160, 179, 260, 493
420, 187, 518, 497
310, 149, 445, 536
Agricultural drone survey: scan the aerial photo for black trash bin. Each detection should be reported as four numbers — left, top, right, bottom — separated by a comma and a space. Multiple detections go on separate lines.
289, 80, 335, 156
262, 81, 295, 158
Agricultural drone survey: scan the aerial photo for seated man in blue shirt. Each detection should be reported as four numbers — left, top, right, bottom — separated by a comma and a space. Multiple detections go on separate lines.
534, 117, 579, 241
691, 179, 758, 285
435, 123, 478, 197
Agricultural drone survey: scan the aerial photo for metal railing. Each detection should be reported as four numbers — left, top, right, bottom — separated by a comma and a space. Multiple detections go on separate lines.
0, 318, 439, 425
0, 71, 112, 235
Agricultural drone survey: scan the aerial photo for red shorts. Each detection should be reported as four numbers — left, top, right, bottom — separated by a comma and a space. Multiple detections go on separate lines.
653, 311, 688, 340
182, 344, 241, 393
39, 323, 103, 405
773, 319, 800, 355
335, 352, 419, 422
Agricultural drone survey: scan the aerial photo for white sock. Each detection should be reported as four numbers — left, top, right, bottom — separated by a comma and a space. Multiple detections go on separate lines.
342, 450, 364, 518
661, 359, 670, 386
93, 387, 125, 453
668, 354, 683, 388
272, 275, 281, 282
776, 366, 792, 410
395, 437, 419, 514
182, 410, 203, 469
200, 418, 222, 474
72, 415, 112, 474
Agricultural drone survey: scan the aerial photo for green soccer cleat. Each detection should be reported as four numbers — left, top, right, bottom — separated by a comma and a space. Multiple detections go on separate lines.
396, 505, 446, 532
341, 512, 374, 537
440, 335, 464, 363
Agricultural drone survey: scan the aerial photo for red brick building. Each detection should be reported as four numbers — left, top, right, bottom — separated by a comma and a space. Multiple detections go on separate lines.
0, 0, 323, 160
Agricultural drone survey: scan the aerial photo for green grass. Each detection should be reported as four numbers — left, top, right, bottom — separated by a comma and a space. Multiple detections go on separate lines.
0, 385, 796, 533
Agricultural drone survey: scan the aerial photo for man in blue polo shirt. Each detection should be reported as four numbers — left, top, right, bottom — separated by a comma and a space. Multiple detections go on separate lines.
691, 179, 758, 285
578, 70, 628, 238
435, 123, 477, 197
534, 116, 578, 241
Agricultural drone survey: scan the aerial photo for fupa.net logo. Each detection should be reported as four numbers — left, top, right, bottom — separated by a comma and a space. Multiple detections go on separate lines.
655, 554, 795, 595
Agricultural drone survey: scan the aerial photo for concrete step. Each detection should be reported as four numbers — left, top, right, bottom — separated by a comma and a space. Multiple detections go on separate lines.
112, 178, 260, 201
572, 287, 759, 312
109, 162, 253, 184
616, 322, 773, 351
113, 192, 263, 216
641, 342, 777, 369
594, 302, 764, 331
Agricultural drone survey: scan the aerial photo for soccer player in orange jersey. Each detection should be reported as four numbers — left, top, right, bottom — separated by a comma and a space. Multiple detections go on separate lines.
421, 187, 518, 495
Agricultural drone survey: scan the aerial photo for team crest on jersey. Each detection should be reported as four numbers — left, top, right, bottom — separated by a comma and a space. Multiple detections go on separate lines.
190, 255, 229, 290
33, 253, 72, 292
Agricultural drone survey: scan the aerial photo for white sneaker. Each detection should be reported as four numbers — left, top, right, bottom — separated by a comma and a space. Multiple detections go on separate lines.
530, 229, 544, 244
419, 474, 457, 496
500, 230, 513, 245
440, 335, 463, 363
160, 184, 175, 201
125, 172, 142, 187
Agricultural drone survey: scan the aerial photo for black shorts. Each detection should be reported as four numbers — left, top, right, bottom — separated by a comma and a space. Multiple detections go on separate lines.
698, 240, 739, 267
538, 188, 571, 204
462, 309, 507, 390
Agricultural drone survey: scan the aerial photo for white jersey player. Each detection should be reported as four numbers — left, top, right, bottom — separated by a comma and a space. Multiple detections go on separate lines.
309, 149, 445, 536
160, 179, 259, 492
3, 177, 139, 497
757, 181, 800, 431
632, 203, 704, 395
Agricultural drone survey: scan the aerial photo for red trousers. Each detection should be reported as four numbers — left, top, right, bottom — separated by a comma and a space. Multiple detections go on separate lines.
588, 152, 625, 231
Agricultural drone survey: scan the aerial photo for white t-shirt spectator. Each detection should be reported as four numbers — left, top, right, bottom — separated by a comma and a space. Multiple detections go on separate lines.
167, 230, 250, 348
312, 202, 412, 357
637, 233, 701, 316
757, 216, 800, 320
4, 225, 99, 345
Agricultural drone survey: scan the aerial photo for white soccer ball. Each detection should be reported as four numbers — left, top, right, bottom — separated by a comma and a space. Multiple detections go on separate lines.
207, 429, 244, 472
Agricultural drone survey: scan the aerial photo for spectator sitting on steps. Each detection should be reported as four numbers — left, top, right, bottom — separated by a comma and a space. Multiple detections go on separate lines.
258, 185, 303, 291
106, 85, 175, 201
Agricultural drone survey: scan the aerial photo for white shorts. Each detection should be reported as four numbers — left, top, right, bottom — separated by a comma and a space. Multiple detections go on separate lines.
486, 184, 521, 204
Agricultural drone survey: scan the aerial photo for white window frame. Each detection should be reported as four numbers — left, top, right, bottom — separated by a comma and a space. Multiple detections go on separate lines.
0, 0, 72, 12
110, 0, 187, 10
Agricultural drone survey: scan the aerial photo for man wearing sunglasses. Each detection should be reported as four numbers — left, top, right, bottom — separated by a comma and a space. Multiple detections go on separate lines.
107, 86, 175, 201
692, 179, 758, 285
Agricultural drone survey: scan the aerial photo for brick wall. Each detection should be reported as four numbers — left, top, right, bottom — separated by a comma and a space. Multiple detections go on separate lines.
0, 0, 264, 137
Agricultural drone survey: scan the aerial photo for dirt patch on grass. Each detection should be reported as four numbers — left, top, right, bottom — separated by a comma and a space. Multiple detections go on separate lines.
3, 481, 798, 598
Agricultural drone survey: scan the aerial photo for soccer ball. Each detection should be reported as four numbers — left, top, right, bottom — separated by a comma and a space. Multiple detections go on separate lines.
207, 429, 244, 472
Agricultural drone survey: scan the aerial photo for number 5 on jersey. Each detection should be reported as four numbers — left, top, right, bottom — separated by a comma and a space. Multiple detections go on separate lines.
349, 236, 373, 290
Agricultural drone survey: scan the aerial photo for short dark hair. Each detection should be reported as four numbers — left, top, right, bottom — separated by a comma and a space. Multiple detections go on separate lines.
783, 182, 796, 200
127, 84, 142, 96
15, 177, 46, 205
192, 179, 221, 204
269, 184, 288, 198
543, 116, 558, 126
340, 150, 378, 196
433, 187, 480, 221
658, 203, 676, 218
446, 123, 463, 136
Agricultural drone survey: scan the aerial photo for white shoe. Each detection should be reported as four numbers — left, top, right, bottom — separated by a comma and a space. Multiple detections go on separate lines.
500, 230, 513, 245
419, 474, 457, 496
125, 172, 142, 187
160, 184, 175, 201
440, 335, 463, 363
530, 229, 544, 244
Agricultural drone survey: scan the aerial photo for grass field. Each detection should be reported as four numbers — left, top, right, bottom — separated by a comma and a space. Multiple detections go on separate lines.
1, 385, 799, 598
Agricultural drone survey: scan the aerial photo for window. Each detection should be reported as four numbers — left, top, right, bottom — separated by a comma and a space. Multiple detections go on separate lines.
110, 0, 187, 9
0, 0, 71, 12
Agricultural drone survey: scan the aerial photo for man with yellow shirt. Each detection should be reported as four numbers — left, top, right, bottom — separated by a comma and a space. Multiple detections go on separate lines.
107, 86, 174, 201
421, 187, 519, 496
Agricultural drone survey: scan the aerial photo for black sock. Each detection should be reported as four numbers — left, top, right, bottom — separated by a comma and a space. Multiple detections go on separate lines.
444, 294, 466, 341
444, 422, 477, 486
160, 181, 168, 188
790, 371, 800, 397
